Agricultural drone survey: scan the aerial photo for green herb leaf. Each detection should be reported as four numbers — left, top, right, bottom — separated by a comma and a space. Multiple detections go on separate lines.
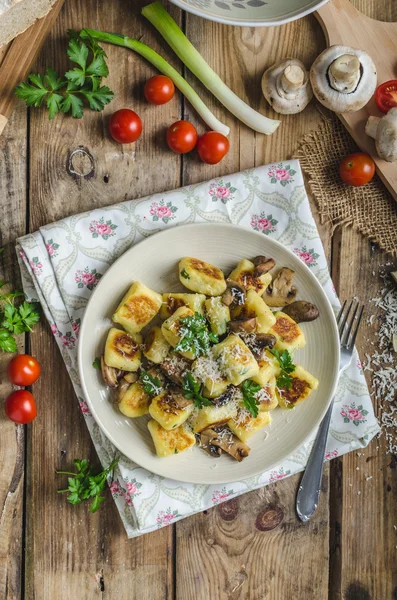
182, 372, 212, 408
92, 357, 101, 370
180, 268, 190, 280
0, 328, 17, 353
175, 312, 218, 358
241, 379, 261, 418
140, 369, 163, 397
270, 348, 295, 390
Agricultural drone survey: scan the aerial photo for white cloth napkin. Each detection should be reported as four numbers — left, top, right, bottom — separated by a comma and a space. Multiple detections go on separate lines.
16, 160, 379, 537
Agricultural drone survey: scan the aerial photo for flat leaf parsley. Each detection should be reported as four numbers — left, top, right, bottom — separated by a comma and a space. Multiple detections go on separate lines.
270, 348, 296, 390
182, 372, 212, 409
15, 30, 114, 119
241, 379, 261, 418
175, 312, 218, 358
56, 457, 118, 513
140, 369, 163, 397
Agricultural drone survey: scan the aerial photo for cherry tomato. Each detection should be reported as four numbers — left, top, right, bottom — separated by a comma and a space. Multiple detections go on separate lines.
5, 390, 37, 424
375, 80, 397, 114
166, 120, 198, 154
144, 75, 175, 105
339, 152, 375, 187
196, 131, 230, 165
7, 354, 41, 386
108, 109, 142, 144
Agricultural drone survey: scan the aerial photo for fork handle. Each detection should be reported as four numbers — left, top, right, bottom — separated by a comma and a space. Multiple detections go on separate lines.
296, 399, 334, 522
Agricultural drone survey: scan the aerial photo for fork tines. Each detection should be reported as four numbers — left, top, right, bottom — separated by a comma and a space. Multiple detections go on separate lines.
337, 299, 364, 349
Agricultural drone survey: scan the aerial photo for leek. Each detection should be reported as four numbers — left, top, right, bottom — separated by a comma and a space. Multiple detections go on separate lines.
142, 2, 280, 136
80, 29, 229, 136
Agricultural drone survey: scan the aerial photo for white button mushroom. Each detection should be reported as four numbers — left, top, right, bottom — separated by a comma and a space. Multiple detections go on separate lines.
310, 45, 377, 113
261, 58, 312, 115
365, 107, 397, 162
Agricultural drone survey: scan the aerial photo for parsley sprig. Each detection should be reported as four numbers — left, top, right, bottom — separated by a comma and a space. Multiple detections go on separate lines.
182, 372, 212, 409
241, 379, 261, 418
270, 348, 296, 390
15, 31, 114, 119
140, 369, 163, 397
56, 457, 118, 513
0, 273, 40, 353
175, 312, 218, 358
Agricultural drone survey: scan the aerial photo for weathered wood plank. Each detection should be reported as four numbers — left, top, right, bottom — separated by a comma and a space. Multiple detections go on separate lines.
0, 105, 27, 600
25, 0, 181, 597
176, 12, 332, 600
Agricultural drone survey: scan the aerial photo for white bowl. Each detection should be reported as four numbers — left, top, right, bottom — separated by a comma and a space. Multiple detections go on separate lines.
78, 223, 339, 484
169, 0, 328, 27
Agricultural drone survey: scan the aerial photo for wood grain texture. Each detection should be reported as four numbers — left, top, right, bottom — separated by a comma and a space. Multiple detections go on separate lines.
0, 104, 27, 600
0, 0, 65, 135
175, 12, 331, 600
25, 1, 180, 598
315, 0, 397, 202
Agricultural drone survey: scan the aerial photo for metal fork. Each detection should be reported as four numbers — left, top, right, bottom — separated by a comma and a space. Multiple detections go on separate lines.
296, 299, 364, 522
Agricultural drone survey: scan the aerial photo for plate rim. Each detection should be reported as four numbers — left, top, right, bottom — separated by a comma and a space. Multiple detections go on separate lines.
78, 222, 340, 484
168, 0, 329, 27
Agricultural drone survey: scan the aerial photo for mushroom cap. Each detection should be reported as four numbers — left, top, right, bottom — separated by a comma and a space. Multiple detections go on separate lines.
375, 107, 397, 162
310, 45, 377, 113
262, 58, 312, 115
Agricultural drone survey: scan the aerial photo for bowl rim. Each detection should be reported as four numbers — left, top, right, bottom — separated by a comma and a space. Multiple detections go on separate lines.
168, 0, 329, 27
78, 222, 340, 484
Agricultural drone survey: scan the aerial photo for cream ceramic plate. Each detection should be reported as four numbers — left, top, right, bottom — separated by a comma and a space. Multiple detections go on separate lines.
78, 223, 339, 485
169, 0, 328, 27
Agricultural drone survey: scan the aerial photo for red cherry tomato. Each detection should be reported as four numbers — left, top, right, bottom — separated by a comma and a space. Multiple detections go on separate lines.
5, 390, 37, 424
7, 354, 41, 386
197, 131, 230, 165
144, 75, 175, 105
375, 80, 397, 114
339, 152, 375, 187
166, 120, 198, 154
108, 109, 142, 144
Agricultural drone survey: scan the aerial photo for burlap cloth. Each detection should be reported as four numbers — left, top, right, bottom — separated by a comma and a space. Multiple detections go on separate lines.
294, 114, 397, 255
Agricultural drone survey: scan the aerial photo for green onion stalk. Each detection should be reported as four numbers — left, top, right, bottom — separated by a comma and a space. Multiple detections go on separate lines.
141, 2, 280, 135
80, 29, 229, 136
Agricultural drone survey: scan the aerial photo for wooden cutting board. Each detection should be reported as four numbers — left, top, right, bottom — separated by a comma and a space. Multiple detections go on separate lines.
0, 0, 65, 135
315, 0, 397, 202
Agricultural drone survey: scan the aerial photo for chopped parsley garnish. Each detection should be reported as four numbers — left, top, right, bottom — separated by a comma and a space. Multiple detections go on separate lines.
241, 379, 261, 417
92, 357, 101, 369
182, 372, 212, 409
15, 31, 113, 119
270, 348, 295, 390
140, 369, 163, 397
180, 268, 190, 280
56, 457, 118, 513
175, 312, 218, 358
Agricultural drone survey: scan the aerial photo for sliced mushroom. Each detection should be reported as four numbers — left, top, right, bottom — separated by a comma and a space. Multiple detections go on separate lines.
240, 332, 277, 359
124, 372, 138, 384
100, 356, 123, 388
253, 256, 275, 277
262, 58, 313, 115
365, 107, 397, 162
196, 431, 223, 457
212, 385, 237, 406
205, 426, 250, 462
282, 301, 319, 323
115, 377, 131, 403
160, 354, 191, 385
262, 267, 297, 307
310, 46, 377, 113
222, 279, 246, 307
229, 317, 257, 333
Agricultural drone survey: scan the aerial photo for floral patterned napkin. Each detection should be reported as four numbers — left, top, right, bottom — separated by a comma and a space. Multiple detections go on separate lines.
16, 160, 379, 537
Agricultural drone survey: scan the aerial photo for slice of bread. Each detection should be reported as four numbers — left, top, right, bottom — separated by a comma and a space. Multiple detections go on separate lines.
0, 0, 57, 48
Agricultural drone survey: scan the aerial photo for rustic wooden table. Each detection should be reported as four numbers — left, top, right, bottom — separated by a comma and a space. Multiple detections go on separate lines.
1, 1, 396, 598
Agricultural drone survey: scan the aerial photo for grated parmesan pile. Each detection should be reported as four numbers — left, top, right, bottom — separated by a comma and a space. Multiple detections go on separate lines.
364, 273, 397, 454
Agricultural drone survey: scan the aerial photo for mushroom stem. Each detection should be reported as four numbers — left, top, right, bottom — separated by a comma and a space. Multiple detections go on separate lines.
279, 65, 305, 98
329, 54, 361, 93
365, 116, 380, 139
